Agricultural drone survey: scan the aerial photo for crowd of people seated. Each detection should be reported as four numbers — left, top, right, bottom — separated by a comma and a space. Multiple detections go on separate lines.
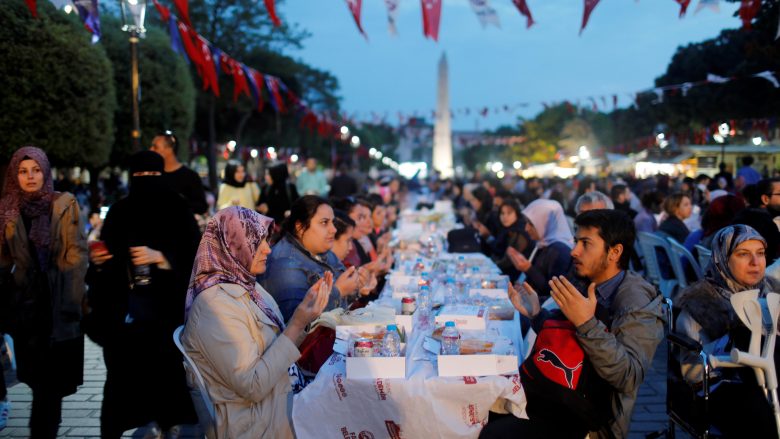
3, 144, 780, 438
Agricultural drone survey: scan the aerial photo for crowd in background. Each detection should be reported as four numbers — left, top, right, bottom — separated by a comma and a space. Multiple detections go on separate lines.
2, 138, 780, 438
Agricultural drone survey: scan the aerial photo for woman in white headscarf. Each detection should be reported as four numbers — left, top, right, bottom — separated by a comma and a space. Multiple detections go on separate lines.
507, 199, 574, 298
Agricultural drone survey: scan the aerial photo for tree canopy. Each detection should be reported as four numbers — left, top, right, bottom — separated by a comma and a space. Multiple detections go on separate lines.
101, 15, 196, 164
0, 0, 116, 167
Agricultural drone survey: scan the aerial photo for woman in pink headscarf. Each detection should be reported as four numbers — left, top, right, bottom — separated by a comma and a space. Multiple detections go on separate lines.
182, 207, 331, 439
0, 146, 87, 438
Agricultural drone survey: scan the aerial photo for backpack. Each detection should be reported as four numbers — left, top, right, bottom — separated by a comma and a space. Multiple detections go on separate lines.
520, 309, 614, 431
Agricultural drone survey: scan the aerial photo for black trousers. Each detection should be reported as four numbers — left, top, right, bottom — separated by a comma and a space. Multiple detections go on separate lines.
479, 412, 589, 439
29, 388, 63, 439
0, 370, 6, 400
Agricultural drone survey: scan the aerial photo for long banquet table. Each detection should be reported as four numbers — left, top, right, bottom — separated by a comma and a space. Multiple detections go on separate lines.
292, 251, 528, 439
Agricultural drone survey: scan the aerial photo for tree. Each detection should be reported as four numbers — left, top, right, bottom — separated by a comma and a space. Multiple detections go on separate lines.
0, 0, 115, 167
101, 15, 196, 165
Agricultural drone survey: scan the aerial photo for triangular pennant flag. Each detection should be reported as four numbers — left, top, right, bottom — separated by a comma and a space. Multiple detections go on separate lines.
244, 67, 265, 112
421, 0, 443, 41
385, 0, 400, 35
219, 52, 233, 75
265, 75, 286, 113
264, 0, 282, 27
694, 0, 719, 14
152, 0, 170, 22
231, 60, 251, 102
72, 0, 101, 43
173, 0, 192, 27
179, 23, 204, 77
674, 0, 691, 17
681, 82, 693, 96
197, 36, 220, 96
469, 0, 501, 28
25, 0, 37, 17
211, 46, 222, 76
580, 0, 601, 35
167, 17, 188, 61
739, 0, 762, 30
651, 88, 664, 104
346, 0, 368, 39
754, 71, 780, 88
511, 0, 535, 28
706, 73, 729, 83
612, 94, 618, 109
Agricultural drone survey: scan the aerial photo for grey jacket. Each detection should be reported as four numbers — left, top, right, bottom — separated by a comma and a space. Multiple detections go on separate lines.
576, 271, 665, 439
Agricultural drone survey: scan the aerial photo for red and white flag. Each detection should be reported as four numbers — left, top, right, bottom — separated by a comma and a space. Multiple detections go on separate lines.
385, 0, 400, 35
694, 0, 719, 14
674, 0, 691, 17
706, 73, 729, 83
754, 71, 779, 88
173, 0, 192, 27
421, 0, 443, 41
346, 0, 368, 38
264, 0, 282, 27
469, 0, 501, 28
580, 0, 601, 35
738, 0, 762, 30
25, 0, 37, 17
511, 0, 534, 28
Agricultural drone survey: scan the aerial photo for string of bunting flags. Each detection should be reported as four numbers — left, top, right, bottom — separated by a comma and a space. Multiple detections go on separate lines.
150, 0, 344, 140
337, 0, 769, 40
342, 68, 780, 129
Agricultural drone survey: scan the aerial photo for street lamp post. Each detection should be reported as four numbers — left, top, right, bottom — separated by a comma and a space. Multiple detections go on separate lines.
119, 0, 147, 151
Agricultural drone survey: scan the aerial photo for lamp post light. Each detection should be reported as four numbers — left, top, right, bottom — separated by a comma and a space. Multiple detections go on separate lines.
119, 0, 147, 151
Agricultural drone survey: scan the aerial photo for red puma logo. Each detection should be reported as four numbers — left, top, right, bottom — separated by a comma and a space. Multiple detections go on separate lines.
537, 348, 583, 389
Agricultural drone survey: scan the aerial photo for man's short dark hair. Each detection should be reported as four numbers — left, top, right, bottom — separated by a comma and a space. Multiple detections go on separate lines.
610, 184, 627, 201
742, 156, 754, 167
575, 209, 636, 270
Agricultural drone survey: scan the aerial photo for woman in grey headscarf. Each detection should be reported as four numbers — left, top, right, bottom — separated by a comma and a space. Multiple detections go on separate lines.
675, 224, 779, 436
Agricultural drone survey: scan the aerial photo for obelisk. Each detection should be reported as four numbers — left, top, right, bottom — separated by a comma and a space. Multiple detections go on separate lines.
433, 52, 453, 178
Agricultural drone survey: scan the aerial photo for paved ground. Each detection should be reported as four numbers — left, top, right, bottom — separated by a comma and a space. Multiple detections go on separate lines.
1, 338, 679, 439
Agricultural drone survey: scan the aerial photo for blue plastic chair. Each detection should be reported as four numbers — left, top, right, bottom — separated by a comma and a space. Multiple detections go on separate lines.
637, 232, 678, 299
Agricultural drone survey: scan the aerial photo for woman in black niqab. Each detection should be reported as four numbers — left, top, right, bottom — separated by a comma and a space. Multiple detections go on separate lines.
85, 151, 200, 438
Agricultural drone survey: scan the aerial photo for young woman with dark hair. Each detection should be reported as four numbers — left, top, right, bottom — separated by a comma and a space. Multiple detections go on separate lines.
659, 192, 693, 244
259, 196, 361, 322
258, 163, 300, 224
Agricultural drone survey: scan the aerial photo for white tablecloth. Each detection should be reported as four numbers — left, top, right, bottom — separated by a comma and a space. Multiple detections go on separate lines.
292, 318, 528, 439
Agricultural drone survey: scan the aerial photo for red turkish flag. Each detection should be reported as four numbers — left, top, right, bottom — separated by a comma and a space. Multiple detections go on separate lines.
346, 0, 368, 38
25, 0, 37, 17
674, 0, 691, 17
421, 0, 443, 41
264, 0, 282, 27
173, 0, 192, 27
178, 23, 204, 77
511, 0, 534, 28
152, 0, 170, 22
231, 60, 251, 102
580, 0, 601, 35
196, 34, 220, 96
250, 70, 266, 112
739, 0, 762, 30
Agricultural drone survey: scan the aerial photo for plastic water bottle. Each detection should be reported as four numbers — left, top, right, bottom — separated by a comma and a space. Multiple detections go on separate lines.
426, 236, 437, 257
382, 324, 402, 357
412, 258, 425, 275
418, 272, 431, 290
444, 277, 457, 306
440, 321, 461, 355
455, 255, 466, 273
417, 285, 431, 329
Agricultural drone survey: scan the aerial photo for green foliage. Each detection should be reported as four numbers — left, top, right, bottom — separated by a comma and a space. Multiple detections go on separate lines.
101, 15, 196, 164
0, 0, 115, 166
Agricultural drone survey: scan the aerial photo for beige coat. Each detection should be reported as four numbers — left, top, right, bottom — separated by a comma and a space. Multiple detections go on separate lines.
182, 283, 300, 439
